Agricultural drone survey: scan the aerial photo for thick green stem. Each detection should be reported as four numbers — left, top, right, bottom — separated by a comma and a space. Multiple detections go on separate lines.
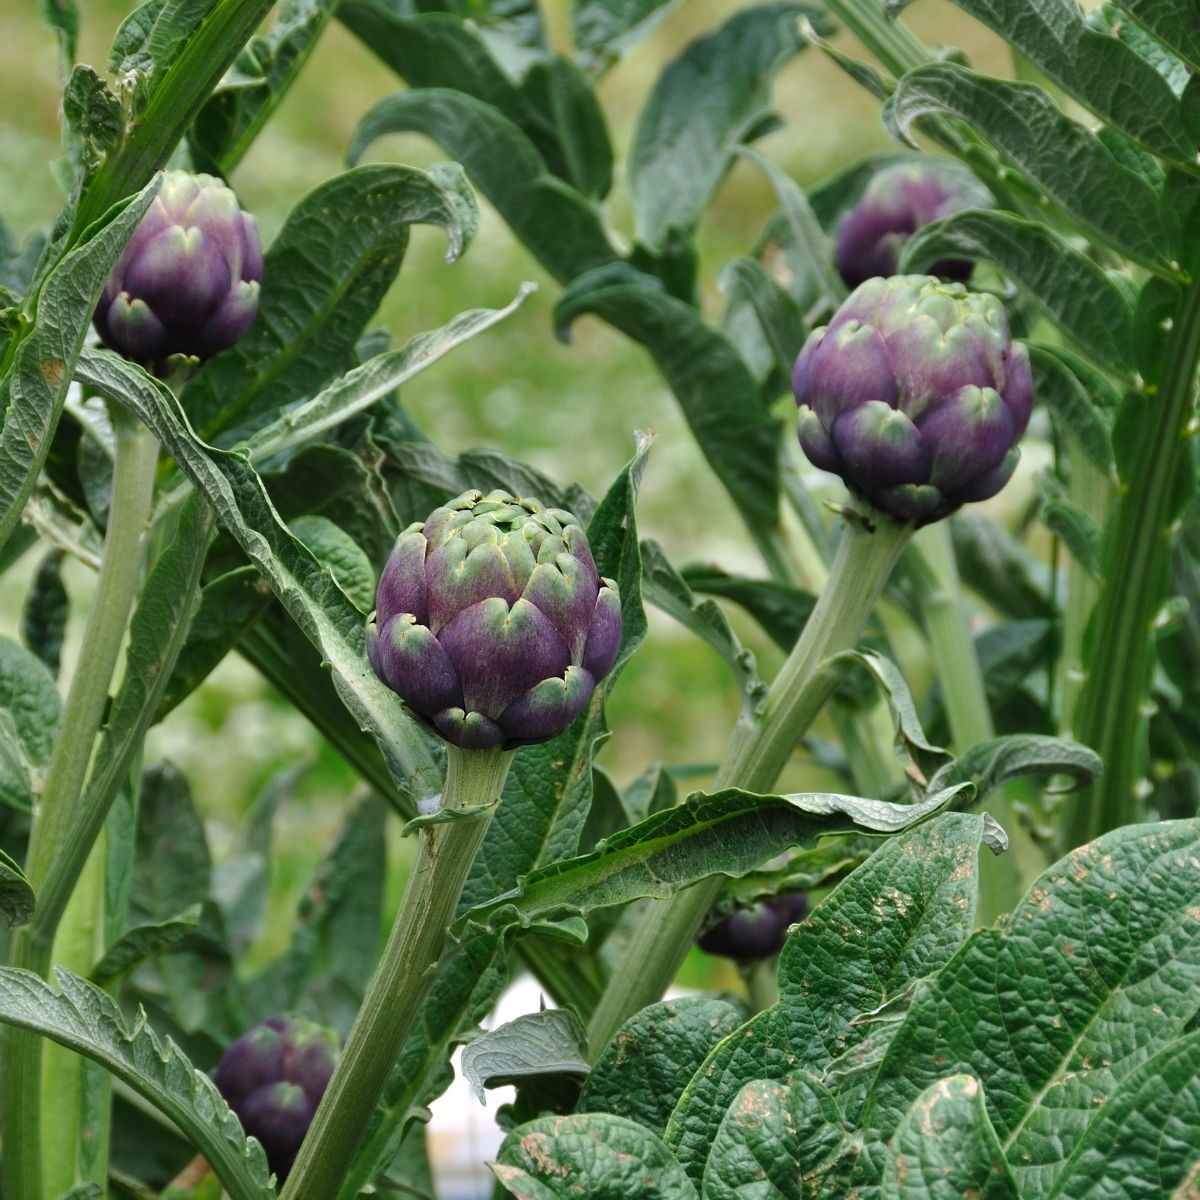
906, 525, 1044, 924
587, 514, 912, 1055
282, 745, 512, 1200
1, 411, 158, 1200
1068, 275, 1200, 849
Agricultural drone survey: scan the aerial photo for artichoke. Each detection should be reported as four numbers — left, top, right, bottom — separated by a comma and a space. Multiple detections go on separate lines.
835, 161, 991, 288
699, 894, 808, 962
792, 275, 1033, 524
368, 490, 621, 750
94, 170, 262, 369
213, 1015, 339, 1180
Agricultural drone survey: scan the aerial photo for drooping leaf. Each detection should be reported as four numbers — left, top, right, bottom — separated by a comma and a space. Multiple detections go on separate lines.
461, 1007, 590, 1103
926, 734, 1102, 802
89, 906, 203, 987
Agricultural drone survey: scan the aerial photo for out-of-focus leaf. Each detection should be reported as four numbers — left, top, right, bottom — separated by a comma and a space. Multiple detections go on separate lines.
0, 636, 61, 813
0, 847, 34, 928
572, 0, 682, 73
20, 551, 68, 678
89, 906, 203, 987
950, 511, 1053, 620
462, 1007, 590, 1103
1028, 343, 1117, 470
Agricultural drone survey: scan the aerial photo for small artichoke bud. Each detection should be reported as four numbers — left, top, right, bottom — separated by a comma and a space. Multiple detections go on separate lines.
835, 162, 992, 289
213, 1015, 339, 1181
698, 894, 808, 962
93, 170, 262, 369
792, 275, 1033, 525
368, 490, 621, 750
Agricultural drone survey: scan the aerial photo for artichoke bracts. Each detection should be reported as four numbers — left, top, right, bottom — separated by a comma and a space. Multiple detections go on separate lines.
699, 893, 808, 962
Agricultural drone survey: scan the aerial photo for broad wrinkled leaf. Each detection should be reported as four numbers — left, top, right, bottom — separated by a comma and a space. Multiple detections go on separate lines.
862, 820, 1200, 1197
666, 813, 986, 1185
898, 211, 1135, 373
1117, 0, 1200, 71
0, 966, 273, 1200
580, 997, 744, 1134
705, 1072, 858, 1200
0, 635, 61, 813
494, 1113, 696, 1200
461, 1008, 589, 1102
881, 1074, 1019, 1200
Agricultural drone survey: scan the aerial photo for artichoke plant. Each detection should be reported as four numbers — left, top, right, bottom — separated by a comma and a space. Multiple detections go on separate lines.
835, 161, 991, 288
698, 893, 808, 962
93, 170, 262, 369
368, 490, 621, 750
213, 1016, 340, 1181
792, 275, 1033, 524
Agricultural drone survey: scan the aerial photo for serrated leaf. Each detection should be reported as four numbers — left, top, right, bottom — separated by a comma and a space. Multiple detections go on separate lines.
350, 89, 615, 284
704, 1072, 859, 1200
0, 966, 274, 1200
182, 164, 475, 441
898, 211, 1134, 373
881, 1074, 1019, 1200
0, 634, 61, 813
494, 1113, 696, 1200
454, 784, 965, 938
462, 1007, 589, 1103
665, 812, 986, 1186
1027, 343, 1117, 471
579, 997, 744, 1135
627, 3, 823, 251
76, 347, 445, 813
862, 820, 1200, 1198
887, 62, 1176, 273
927, 734, 1102, 802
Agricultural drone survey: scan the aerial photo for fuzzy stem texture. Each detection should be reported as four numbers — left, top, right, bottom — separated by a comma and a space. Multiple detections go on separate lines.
282, 745, 512, 1200
587, 514, 912, 1055
1, 409, 158, 1200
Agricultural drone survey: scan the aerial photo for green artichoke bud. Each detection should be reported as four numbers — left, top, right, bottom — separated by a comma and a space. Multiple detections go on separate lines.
93, 171, 262, 369
367, 490, 621, 750
792, 275, 1033, 524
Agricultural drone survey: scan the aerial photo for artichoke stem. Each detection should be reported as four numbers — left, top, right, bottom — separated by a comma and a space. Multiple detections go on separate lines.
587, 512, 912, 1056
282, 745, 512, 1200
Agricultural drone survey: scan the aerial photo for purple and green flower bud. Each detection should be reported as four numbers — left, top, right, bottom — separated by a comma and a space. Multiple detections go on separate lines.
93, 170, 262, 369
213, 1015, 339, 1181
368, 490, 621, 751
792, 275, 1033, 524
835, 161, 992, 288
698, 893, 808, 962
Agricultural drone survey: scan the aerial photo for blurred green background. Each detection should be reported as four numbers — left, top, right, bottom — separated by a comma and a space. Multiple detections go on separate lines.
0, 0, 1015, 985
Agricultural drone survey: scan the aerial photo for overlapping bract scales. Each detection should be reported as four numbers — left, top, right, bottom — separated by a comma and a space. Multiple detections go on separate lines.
793, 275, 1033, 524
368, 490, 622, 749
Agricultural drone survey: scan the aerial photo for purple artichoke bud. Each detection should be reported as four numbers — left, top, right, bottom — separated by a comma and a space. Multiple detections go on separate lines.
213, 1015, 340, 1181
792, 275, 1032, 524
698, 893, 808, 962
368, 490, 621, 751
93, 170, 262, 369
835, 162, 992, 288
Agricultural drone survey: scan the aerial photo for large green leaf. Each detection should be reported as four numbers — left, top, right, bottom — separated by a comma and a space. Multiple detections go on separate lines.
493, 1113, 697, 1200
665, 812, 986, 1186
862, 820, 1200, 1197
1027, 343, 1117, 471
75, 347, 445, 812
1117, 0, 1200, 71
627, 3, 823, 252
182, 163, 476, 440
0, 635, 61, 813
454, 785, 965, 938
887, 62, 1177, 272
0, 967, 273, 1200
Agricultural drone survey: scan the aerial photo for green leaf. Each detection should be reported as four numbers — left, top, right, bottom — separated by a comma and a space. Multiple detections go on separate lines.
0, 634, 61, 813
898, 211, 1135, 373
20, 551, 68, 678
666, 812, 986, 1186
89, 906, 203, 987
572, 0, 681, 74
881, 1074, 1019, 1200
1048, 1031, 1200, 1199
887, 62, 1177, 272
862, 820, 1200, 1198
76, 347, 445, 812
182, 163, 477, 440
718, 255, 807, 391
939, 0, 1195, 165
627, 3, 823, 251
0, 177, 158, 551
580, 997, 744, 1134
63, 65, 122, 176
0, 847, 34, 928
494, 1113, 696, 1200
453, 784, 965, 938
39, 0, 79, 62
950, 511, 1052, 620
349, 89, 615, 284
927, 735, 1102, 803
1117, 0, 1200, 71
1041, 496, 1102, 578
555, 264, 781, 538
681, 563, 816, 653
0, 966, 274, 1200
1027, 343, 1117, 471
289, 515, 375, 613
704, 1072, 859, 1200
461, 1008, 590, 1103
